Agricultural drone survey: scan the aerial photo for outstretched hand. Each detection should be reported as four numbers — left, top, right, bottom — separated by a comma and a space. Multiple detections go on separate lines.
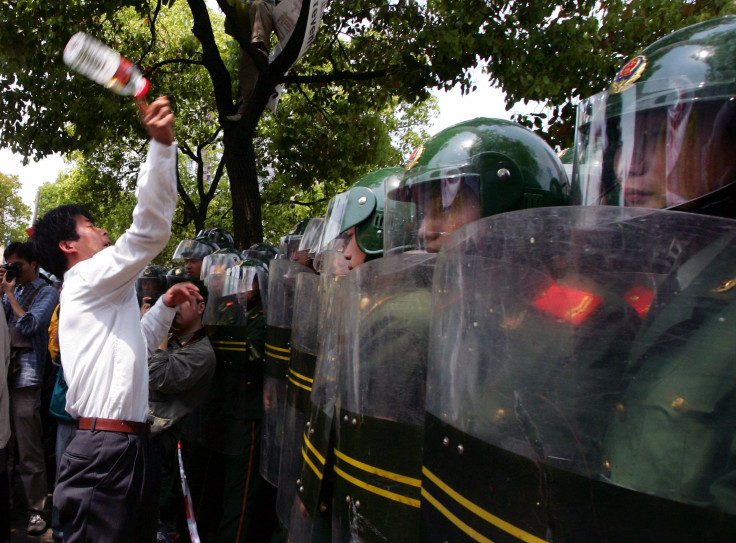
162, 282, 203, 311
141, 96, 175, 146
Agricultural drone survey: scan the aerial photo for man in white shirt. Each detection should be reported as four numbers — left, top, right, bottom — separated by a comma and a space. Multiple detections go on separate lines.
32, 97, 202, 543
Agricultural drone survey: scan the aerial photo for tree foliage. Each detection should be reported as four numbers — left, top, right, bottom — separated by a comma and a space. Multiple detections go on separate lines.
2, 0, 733, 247
0, 172, 31, 244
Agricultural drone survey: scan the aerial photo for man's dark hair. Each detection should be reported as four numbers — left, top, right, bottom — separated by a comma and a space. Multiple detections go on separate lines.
4, 241, 36, 264
32, 204, 94, 278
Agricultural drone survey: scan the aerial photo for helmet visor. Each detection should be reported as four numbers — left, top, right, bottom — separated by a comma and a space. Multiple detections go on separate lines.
298, 217, 325, 257
385, 167, 481, 254
201, 253, 242, 279
575, 80, 736, 210
317, 192, 349, 254
173, 239, 215, 260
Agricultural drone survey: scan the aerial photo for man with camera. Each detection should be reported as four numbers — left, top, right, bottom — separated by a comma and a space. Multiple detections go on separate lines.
1, 241, 59, 536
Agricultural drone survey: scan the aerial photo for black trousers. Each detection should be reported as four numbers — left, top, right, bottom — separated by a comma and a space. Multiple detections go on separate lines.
54, 429, 157, 543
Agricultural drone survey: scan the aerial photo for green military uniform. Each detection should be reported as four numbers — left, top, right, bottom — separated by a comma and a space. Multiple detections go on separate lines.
332, 255, 434, 543
604, 236, 736, 514
187, 296, 271, 543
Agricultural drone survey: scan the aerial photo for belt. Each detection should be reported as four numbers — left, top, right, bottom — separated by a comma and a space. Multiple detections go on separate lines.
77, 417, 150, 435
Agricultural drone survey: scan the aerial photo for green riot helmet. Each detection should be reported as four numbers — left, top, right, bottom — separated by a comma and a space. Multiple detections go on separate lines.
196, 227, 235, 250
573, 16, 736, 217
385, 118, 569, 254
136, 265, 167, 305
316, 168, 403, 261
340, 168, 403, 256
166, 266, 188, 288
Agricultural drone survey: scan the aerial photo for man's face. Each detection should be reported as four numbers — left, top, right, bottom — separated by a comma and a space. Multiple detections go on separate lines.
70, 215, 111, 261
343, 227, 367, 271
5, 256, 36, 285
417, 183, 481, 253
172, 298, 205, 334
184, 258, 203, 279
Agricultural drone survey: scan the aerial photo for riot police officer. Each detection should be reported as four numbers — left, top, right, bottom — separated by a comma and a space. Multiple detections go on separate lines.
173, 228, 236, 280
284, 169, 402, 543
355, 118, 569, 543
572, 15, 736, 532
186, 256, 274, 542
136, 265, 167, 307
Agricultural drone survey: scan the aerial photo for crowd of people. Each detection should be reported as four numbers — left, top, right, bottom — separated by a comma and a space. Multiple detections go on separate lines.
2, 15, 736, 543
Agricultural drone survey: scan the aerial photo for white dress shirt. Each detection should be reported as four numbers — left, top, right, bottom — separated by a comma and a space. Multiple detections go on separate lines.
59, 140, 178, 423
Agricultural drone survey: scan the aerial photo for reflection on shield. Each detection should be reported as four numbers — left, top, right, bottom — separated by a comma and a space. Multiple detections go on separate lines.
261, 258, 315, 485
332, 253, 436, 543
421, 207, 736, 542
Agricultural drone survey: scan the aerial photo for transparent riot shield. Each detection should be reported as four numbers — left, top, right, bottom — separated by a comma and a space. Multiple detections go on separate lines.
276, 272, 322, 526
198, 272, 265, 455
262, 258, 315, 484
421, 206, 736, 542
331, 253, 436, 543
287, 250, 350, 543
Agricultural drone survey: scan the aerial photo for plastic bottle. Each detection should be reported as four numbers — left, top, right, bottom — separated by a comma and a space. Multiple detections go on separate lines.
63, 32, 150, 99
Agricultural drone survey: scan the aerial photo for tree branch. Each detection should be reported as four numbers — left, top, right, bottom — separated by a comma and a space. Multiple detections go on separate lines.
266, 196, 329, 207
143, 57, 205, 78
280, 69, 388, 85
186, 0, 235, 118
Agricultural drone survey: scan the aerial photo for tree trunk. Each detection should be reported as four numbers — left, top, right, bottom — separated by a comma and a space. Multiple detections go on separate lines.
224, 124, 263, 249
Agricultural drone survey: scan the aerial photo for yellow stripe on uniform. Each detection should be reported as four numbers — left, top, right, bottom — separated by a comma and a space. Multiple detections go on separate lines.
334, 448, 421, 487
288, 375, 312, 392
333, 465, 420, 508
301, 446, 323, 480
265, 343, 291, 353
422, 467, 545, 543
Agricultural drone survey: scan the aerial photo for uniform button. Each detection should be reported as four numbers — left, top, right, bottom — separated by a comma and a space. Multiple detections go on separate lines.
614, 402, 626, 420
602, 460, 611, 478
671, 397, 686, 410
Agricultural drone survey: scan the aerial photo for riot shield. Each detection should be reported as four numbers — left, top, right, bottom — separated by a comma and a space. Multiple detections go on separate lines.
331, 253, 436, 543
276, 272, 322, 525
287, 250, 350, 543
199, 272, 265, 454
262, 258, 315, 484
421, 206, 736, 542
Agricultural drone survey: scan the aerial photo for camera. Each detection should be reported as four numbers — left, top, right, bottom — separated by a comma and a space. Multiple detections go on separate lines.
2, 262, 23, 282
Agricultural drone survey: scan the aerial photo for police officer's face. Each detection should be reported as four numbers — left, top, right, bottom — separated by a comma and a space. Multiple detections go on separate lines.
612, 102, 736, 209
184, 258, 203, 279
417, 184, 480, 253
140, 279, 159, 296
613, 109, 669, 209
343, 227, 367, 271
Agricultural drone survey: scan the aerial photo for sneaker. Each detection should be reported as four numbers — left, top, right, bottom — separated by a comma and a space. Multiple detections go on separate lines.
27, 512, 47, 536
